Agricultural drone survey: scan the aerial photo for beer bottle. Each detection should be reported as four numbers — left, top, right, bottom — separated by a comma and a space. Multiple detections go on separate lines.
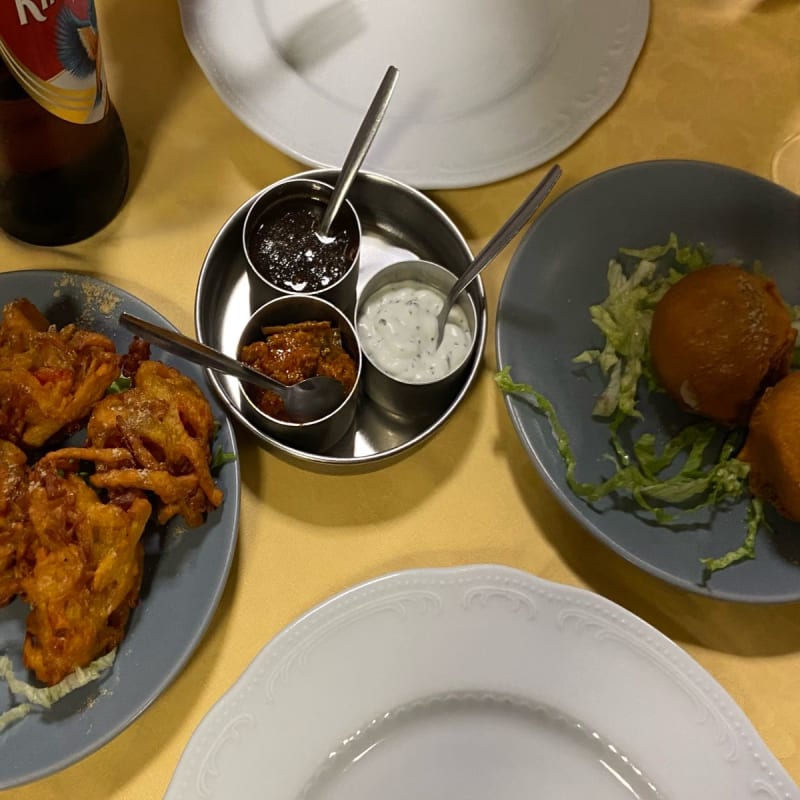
0, 0, 129, 246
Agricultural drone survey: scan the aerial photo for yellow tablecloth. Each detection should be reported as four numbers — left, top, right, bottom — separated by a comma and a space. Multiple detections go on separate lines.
4, 1, 800, 797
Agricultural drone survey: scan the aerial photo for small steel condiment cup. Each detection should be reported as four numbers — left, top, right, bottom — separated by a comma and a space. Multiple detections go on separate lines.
237, 295, 362, 453
355, 259, 478, 420
242, 177, 362, 318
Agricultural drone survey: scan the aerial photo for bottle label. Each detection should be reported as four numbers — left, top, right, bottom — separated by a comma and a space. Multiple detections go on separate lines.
0, 0, 107, 124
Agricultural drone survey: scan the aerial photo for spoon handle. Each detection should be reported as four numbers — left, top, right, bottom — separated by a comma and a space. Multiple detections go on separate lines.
317, 65, 399, 236
446, 163, 563, 304
119, 312, 288, 396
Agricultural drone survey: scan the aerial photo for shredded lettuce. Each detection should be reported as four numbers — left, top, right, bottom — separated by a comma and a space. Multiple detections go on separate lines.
574, 234, 712, 419
619, 231, 713, 270
0, 702, 32, 735
210, 419, 237, 474
700, 498, 765, 578
495, 367, 586, 492
0, 649, 116, 732
496, 366, 756, 573
211, 446, 237, 474
496, 366, 749, 522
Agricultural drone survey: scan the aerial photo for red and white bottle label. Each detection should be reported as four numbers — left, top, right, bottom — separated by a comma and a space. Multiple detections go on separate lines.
0, 0, 108, 124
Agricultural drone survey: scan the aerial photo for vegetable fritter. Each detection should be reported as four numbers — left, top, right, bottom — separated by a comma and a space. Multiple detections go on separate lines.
0, 299, 120, 448
83, 360, 224, 526
0, 440, 31, 608
20, 456, 152, 685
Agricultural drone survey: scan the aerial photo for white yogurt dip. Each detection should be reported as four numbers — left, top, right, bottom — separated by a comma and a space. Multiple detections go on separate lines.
357, 279, 472, 383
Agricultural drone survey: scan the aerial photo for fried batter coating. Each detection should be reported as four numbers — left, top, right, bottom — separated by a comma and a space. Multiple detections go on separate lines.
649, 265, 796, 427
0, 298, 121, 447
738, 372, 800, 521
20, 457, 152, 685
0, 440, 32, 607
81, 360, 223, 527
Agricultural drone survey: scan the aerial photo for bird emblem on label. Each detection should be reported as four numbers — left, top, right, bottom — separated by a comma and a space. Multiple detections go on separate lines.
0, 0, 108, 124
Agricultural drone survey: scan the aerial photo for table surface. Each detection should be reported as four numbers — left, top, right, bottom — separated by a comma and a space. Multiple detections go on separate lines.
5, 1, 800, 797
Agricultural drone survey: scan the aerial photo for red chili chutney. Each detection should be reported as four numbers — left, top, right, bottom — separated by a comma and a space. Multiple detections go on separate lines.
239, 320, 357, 420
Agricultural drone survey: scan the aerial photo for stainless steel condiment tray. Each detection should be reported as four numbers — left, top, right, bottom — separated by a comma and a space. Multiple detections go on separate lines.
194, 168, 486, 470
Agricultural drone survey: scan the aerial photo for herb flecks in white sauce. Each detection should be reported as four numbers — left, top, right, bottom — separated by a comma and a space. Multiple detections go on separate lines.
358, 279, 472, 383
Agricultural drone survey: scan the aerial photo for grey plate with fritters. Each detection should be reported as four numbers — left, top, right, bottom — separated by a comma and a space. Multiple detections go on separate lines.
0, 271, 240, 788
496, 159, 800, 602
195, 168, 487, 471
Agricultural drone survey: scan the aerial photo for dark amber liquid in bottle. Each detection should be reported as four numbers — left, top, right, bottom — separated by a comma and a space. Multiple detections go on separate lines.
0, 62, 129, 246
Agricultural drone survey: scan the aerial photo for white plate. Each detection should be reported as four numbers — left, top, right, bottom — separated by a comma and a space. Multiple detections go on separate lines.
178, 0, 650, 189
165, 565, 798, 800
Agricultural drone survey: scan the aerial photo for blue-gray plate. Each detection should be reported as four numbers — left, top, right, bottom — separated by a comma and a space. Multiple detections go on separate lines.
496, 160, 800, 603
0, 271, 241, 788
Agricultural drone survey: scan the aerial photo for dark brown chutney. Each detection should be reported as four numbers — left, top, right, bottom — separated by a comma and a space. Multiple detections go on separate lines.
246, 199, 358, 293
239, 320, 357, 421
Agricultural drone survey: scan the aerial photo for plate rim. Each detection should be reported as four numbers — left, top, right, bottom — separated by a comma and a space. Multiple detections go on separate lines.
0, 269, 242, 789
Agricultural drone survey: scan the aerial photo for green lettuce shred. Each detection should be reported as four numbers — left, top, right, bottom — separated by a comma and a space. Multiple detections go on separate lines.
619, 231, 713, 270
574, 233, 712, 419
211, 446, 237, 474
699, 498, 764, 578
106, 375, 132, 394
0, 702, 32, 735
0, 649, 116, 732
496, 366, 749, 519
210, 420, 237, 474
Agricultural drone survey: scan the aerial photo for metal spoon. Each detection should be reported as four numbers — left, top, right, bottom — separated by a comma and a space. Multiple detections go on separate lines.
317, 64, 399, 239
435, 163, 563, 347
120, 313, 346, 424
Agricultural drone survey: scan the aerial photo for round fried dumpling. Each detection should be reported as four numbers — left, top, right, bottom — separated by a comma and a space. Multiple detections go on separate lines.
649, 265, 796, 427
739, 372, 800, 521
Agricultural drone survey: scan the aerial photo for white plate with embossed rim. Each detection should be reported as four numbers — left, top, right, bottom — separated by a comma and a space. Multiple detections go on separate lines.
165, 565, 798, 800
178, 0, 650, 189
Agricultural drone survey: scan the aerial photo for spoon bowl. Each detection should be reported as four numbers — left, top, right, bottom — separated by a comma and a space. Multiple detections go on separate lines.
120, 313, 346, 424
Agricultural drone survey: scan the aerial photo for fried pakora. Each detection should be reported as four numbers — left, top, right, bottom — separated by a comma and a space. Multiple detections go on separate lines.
0, 298, 120, 447
65, 360, 224, 527
239, 320, 357, 419
20, 455, 152, 685
649, 265, 796, 427
738, 372, 800, 522
0, 440, 31, 608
